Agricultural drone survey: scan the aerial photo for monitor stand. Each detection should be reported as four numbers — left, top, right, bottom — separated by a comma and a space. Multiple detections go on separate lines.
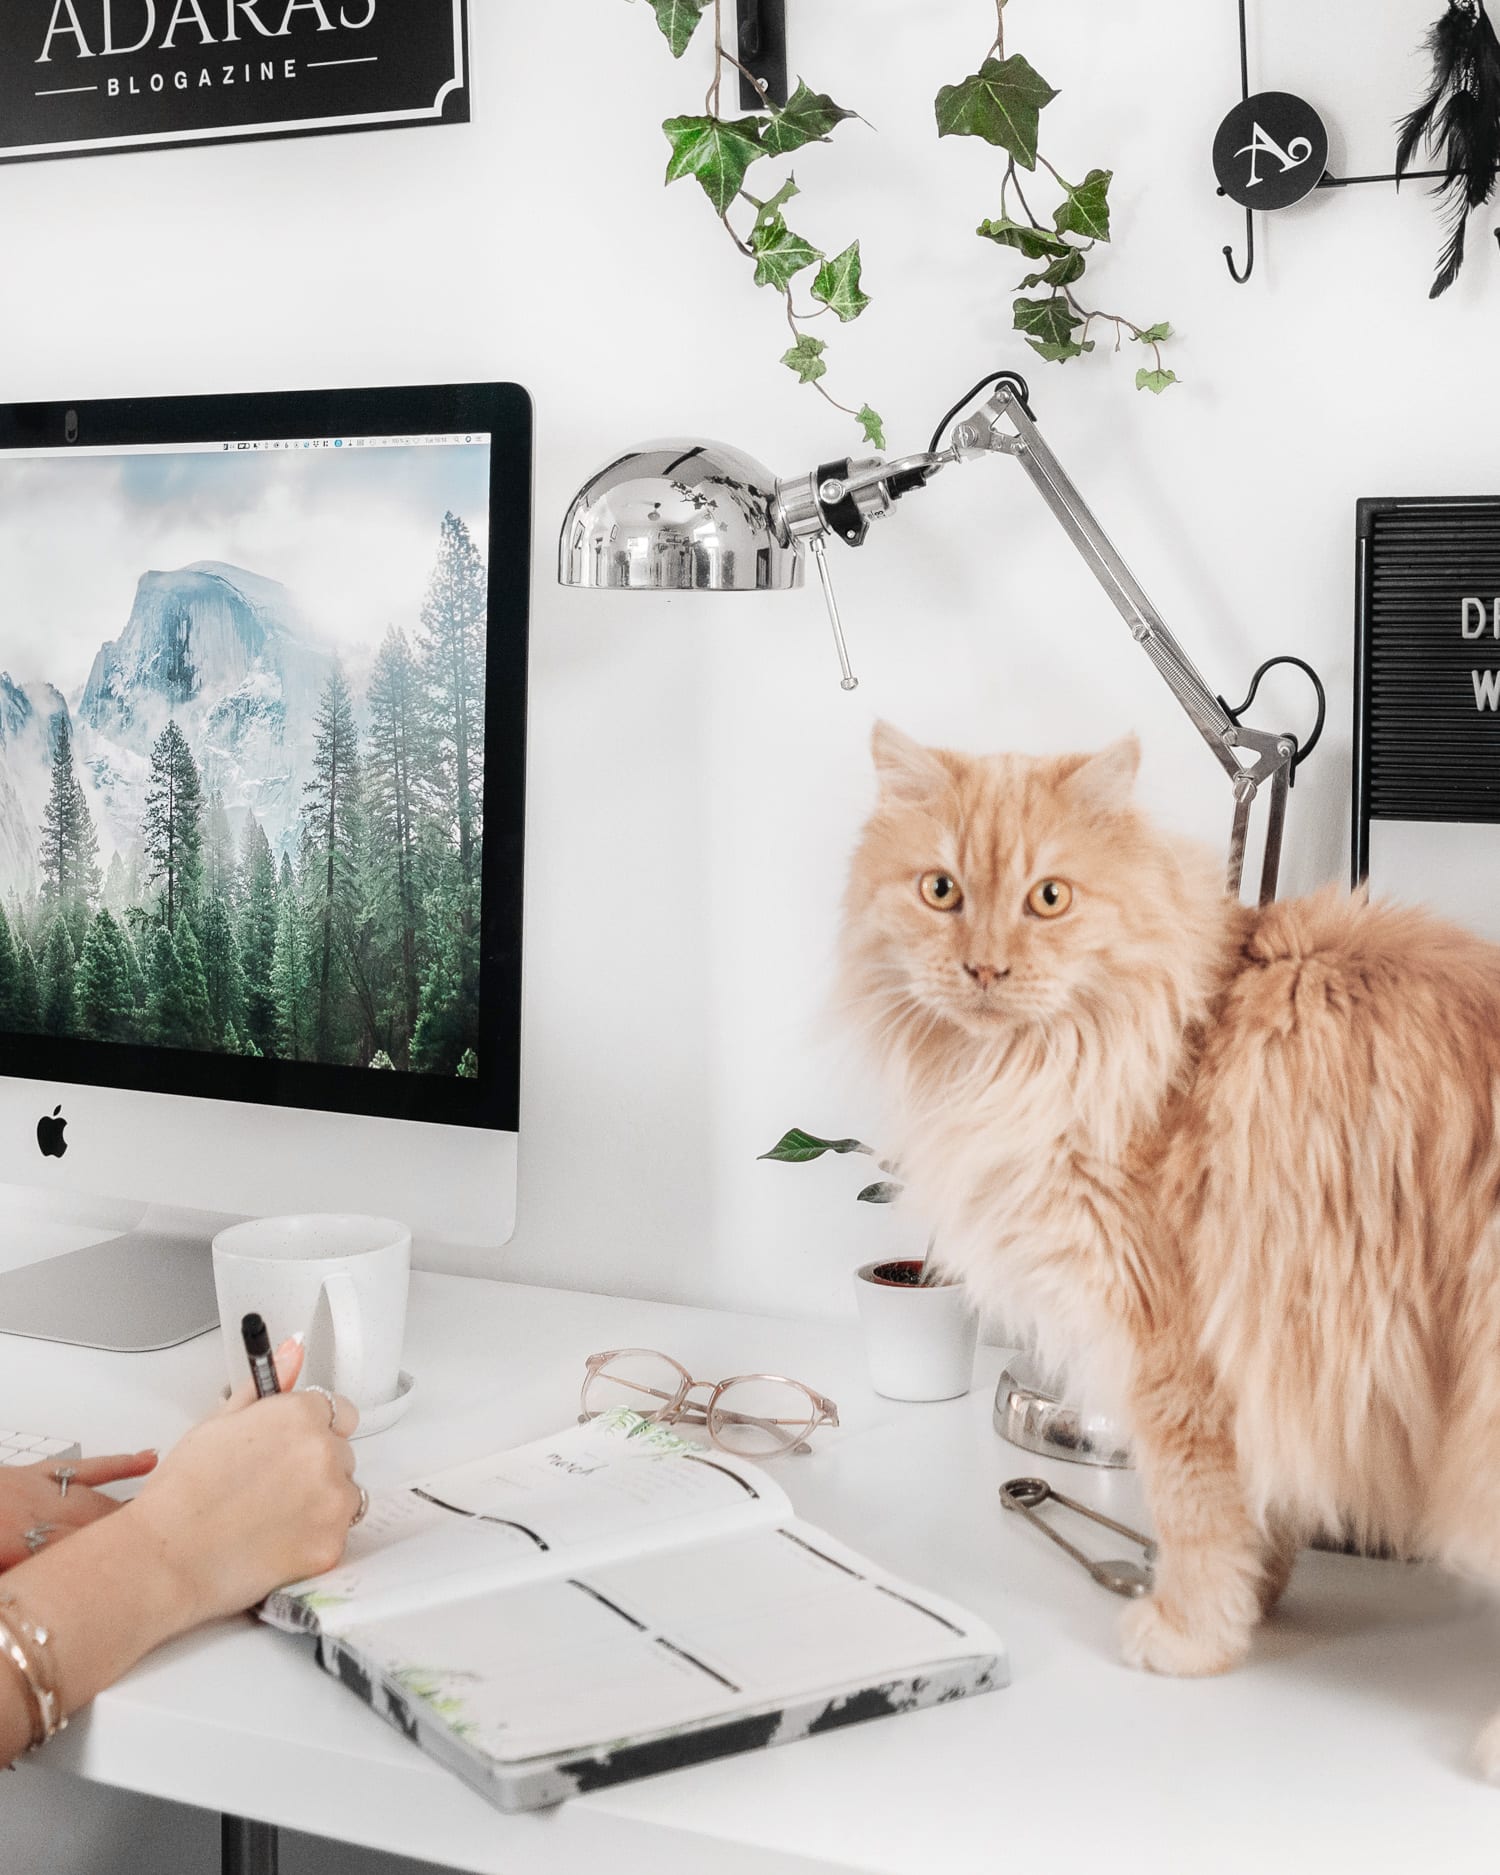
0, 1197, 229, 1351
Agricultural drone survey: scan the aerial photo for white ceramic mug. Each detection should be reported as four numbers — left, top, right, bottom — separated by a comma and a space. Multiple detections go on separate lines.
212, 1214, 411, 1412
854, 1260, 979, 1402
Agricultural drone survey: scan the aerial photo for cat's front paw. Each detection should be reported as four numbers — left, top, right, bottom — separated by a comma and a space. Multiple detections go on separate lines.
1120, 1594, 1249, 1678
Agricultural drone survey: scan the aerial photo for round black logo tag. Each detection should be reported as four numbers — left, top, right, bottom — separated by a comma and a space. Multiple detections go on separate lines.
1213, 92, 1328, 211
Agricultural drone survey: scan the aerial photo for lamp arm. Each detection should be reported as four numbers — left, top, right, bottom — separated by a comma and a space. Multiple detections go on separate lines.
770, 383, 1311, 903
956, 386, 1297, 903
959, 388, 1270, 789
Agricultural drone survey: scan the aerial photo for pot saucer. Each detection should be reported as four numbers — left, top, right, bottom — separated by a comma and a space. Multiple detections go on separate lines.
350, 1370, 417, 1440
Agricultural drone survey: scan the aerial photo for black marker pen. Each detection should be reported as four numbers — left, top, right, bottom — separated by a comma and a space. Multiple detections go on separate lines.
241, 1312, 281, 1399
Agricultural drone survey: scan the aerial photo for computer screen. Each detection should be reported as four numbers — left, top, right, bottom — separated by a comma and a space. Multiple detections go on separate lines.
0, 384, 528, 1136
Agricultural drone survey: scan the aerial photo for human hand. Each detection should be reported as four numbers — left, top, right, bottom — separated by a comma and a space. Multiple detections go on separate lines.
120, 1337, 361, 1629
0, 1451, 159, 1570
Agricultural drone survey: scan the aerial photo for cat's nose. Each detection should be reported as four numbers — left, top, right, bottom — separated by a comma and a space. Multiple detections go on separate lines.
964, 962, 1009, 989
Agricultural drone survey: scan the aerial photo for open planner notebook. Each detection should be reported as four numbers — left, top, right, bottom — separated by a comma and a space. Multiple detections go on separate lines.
262, 1410, 1006, 1810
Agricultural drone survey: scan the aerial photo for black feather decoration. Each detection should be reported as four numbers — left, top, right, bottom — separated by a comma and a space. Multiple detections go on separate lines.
1396, 0, 1500, 297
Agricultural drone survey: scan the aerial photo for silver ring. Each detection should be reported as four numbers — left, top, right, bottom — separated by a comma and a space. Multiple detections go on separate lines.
23, 1525, 56, 1554
304, 1385, 338, 1430
51, 1466, 77, 1500
351, 1486, 369, 1528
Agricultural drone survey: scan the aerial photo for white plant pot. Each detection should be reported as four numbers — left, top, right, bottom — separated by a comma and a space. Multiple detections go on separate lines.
853, 1259, 979, 1402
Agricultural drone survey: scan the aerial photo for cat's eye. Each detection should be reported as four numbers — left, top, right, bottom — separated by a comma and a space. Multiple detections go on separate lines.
1026, 879, 1073, 919
919, 872, 964, 912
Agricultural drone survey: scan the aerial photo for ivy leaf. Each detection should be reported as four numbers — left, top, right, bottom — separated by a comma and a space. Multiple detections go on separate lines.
1136, 367, 1180, 394
752, 174, 800, 236
857, 1181, 902, 1205
761, 78, 856, 156
663, 114, 767, 214
1012, 294, 1083, 351
858, 405, 886, 449
1053, 167, 1113, 242
1029, 338, 1095, 362
975, 216, 1070, 260
759, 1126, 871, 1162
934, 56, 1058, 170
1133, 321, 1173, 344
750, 219, 822, 290
781, 334, 829, 383
811, 242, 871, 321
1020, 247, 1087, 289
645, 0, 706, 58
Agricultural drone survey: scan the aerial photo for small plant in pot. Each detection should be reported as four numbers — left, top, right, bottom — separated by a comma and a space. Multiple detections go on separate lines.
759, 1128, 978, 1400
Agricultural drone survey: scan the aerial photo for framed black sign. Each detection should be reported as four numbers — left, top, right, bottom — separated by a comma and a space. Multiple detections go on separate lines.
1, 1, 469, 164
1354, 496, 1500, 885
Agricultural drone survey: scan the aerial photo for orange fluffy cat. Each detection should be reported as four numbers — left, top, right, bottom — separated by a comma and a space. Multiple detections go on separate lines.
842, 722, 1500, 1770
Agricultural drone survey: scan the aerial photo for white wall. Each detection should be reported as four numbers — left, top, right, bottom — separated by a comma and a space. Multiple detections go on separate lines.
4, 0, 1499, 1332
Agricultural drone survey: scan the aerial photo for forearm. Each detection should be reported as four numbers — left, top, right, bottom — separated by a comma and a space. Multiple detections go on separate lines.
0, 1503, 199, 1767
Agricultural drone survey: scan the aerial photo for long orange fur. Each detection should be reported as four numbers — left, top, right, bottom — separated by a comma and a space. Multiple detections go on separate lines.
841, 723, 1500, 1771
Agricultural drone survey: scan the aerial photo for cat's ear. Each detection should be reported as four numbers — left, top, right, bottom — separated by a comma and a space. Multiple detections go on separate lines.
1058, 735, 1141, 811
871, 722, 951, 805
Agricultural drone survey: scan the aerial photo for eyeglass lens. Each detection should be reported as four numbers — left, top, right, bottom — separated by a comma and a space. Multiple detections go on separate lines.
708, 1377, 815, 1456
582, 1350, 685, 1420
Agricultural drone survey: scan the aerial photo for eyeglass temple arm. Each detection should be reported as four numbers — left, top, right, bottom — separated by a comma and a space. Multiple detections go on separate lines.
772, 388, 1306, 907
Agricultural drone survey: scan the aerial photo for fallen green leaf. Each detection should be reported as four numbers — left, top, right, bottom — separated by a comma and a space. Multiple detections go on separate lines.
761, 78, 855, 156
1053, 167, 1112, 242
1136, 367, 1179, 393
934, 55, 1058, 169
663, 114, 766, 215
811, 242, 871, 322
858, 405, 886, 449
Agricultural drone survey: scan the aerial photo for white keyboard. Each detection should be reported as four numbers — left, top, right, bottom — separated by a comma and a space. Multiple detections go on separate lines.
0, 1430, 81, 1468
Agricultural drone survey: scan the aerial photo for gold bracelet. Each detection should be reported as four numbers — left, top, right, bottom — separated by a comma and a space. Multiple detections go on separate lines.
0, 1600, 64, 1749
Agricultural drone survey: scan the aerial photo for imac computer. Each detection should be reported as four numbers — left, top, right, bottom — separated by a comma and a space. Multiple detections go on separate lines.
0, 383, 531, 1350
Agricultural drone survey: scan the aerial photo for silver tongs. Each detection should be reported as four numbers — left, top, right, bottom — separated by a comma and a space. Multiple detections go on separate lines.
1000, 1476, 1156, 1599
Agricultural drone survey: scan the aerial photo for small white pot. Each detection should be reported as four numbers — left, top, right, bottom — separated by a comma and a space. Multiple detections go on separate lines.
853, 1259, 979, 1402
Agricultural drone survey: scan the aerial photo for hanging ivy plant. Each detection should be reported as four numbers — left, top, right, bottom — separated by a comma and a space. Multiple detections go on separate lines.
631, 0, 884, 447
630, 0, 1174, 421
937, 1, 1176, 391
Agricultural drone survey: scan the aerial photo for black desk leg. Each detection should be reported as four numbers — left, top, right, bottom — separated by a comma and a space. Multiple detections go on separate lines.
222, 1813, 280, 1875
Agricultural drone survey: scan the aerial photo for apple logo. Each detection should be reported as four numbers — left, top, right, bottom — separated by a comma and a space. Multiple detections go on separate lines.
36, 1105, 67, 1160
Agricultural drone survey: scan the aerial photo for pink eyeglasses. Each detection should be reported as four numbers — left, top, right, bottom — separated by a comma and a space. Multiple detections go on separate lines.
579, 1349, 840, 1457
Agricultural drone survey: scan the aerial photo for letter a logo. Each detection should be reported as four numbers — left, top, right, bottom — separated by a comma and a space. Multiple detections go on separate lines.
1235, 121, 1313, 189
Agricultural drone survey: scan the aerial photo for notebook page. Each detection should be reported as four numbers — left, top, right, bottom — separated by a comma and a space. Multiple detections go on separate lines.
268, 1412, 789, 1634
333, 1517, 1000, 1763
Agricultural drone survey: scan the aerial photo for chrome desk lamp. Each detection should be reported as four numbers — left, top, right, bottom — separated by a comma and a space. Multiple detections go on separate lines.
559, 368, 1325, 1466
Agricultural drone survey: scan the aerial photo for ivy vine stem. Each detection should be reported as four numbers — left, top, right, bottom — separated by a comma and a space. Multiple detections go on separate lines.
937, 6, 1177, 392
642, 0, 885, 445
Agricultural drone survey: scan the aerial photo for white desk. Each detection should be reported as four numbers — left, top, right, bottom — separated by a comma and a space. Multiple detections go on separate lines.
3, 1271, 1499, 1875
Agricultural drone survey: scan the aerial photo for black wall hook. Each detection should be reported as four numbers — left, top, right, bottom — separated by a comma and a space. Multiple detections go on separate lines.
1223, 206, 1255, 283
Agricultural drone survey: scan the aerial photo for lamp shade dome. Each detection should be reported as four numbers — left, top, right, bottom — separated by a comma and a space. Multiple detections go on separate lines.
557, 438, 801, 592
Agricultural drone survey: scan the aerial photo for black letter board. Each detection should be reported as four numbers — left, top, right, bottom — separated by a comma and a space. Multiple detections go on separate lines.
1354, 496, 1500, 886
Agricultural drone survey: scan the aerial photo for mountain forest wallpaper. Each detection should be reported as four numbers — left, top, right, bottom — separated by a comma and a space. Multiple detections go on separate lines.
0, 443, 492, 1078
